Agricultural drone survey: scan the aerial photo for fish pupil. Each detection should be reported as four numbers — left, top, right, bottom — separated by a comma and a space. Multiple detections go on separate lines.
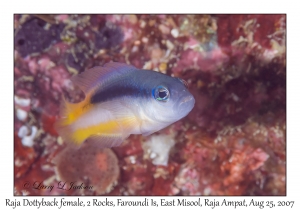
159, 90, 167, 99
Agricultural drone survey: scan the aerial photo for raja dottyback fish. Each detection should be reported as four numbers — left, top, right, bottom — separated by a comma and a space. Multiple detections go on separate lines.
55, 62, 195, 148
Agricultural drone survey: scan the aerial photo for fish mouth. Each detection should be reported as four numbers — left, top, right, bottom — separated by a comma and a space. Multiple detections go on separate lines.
180, 95, 194, 104
178, 95, 195, 112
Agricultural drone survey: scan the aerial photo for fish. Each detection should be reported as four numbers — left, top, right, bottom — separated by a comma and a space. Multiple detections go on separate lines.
55, 62, 195, 148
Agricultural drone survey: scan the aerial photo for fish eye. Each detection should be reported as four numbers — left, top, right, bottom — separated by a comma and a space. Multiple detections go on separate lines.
152, 86, 170, 102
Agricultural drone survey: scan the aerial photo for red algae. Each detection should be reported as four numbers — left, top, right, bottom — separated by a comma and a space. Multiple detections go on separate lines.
14, 14, 286, 195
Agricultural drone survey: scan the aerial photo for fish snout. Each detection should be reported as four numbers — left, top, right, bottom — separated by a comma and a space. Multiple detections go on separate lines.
178, 95, 195, 113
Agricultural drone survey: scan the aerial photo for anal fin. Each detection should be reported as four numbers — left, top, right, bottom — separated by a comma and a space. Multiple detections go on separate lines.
84, 134, 127, 148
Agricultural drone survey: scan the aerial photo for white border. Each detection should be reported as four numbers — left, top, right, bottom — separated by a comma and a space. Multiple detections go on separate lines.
2, 0, 298, 209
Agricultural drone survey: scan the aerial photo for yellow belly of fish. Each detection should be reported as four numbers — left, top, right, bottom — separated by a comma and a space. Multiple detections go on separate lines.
72, 120, 120, 144
71, 116, 139, 145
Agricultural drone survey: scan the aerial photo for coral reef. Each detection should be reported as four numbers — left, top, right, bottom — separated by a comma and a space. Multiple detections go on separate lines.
14, 14, 286, 195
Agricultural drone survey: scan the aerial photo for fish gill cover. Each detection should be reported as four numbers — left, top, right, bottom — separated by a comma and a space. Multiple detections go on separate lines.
14, 14, 286, 196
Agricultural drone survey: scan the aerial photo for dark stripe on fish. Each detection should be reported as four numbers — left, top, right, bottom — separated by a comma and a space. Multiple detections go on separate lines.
90, 83, 149, 104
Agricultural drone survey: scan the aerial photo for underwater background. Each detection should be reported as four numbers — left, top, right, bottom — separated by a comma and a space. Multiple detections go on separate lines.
14, 14, 286, 195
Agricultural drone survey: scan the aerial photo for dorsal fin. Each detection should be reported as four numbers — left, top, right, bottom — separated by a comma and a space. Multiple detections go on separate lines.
71, 62, 138, 94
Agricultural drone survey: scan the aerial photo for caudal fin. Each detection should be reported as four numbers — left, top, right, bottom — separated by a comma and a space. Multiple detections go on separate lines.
54, 96, 83, 145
